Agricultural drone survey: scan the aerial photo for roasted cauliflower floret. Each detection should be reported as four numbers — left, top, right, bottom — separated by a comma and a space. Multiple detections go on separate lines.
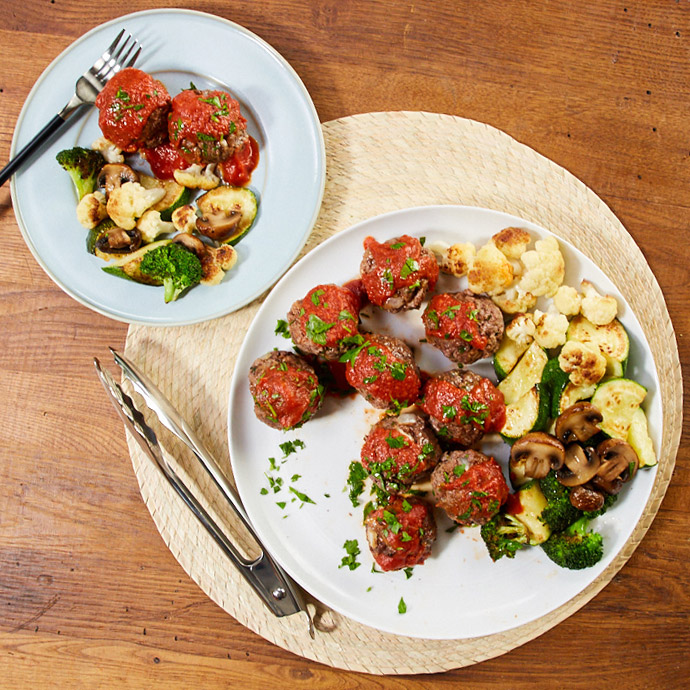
468, 242, 514, 295
106, 182, 166, 230
173, 163, 220, 190
429, 240, 476, 277
533, 308, 569, 349
76, 191, 108, 229
580, 279, 618, 325
553, 285, 582, 316
171, 204, 198, 233
492, 227, 531, 260
516, 236, 565, 298
91, 136, 124, 164
491, 286, 538, 314
200, 244, 238, 285
558, 340, 607, 387
504, 312, 535, 346
137, 209, 175, 243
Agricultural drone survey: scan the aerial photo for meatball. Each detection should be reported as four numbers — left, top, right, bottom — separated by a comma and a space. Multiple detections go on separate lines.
422, 290, 504, 365
418, 370, 506, 447
365, 496, 437, 571
287, 284, 361, 360
345, 333, 421, 410
360, 235, 439, 312
361, 414, 442, 492
169, 88, 248, 165
431, 450, 509, 525
248, 351, 324, 430
95, 68, 171, 152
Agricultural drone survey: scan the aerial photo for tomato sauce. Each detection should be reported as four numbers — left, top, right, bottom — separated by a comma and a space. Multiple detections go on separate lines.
95, 68, 171, 152
367, 497, 434, 571
345, 336, 420, 407
253, 360, 322, 430
422, 293, 488, 350
361, 235, 439, 306
140, 142, 189, 179
438, 457, 509, 525
420, 376, 506, 433
168, 88, 246, 164
219, 136, 259, 186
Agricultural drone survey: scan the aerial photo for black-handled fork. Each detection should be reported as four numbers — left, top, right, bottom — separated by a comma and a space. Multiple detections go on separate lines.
0, 29, 142, 187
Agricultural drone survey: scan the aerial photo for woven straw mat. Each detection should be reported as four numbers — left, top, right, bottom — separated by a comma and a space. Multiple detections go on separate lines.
124, 111, 682, 674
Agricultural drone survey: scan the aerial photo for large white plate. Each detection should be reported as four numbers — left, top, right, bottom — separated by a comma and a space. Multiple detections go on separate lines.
228, 205, 661, 639
10, 9, 325, 325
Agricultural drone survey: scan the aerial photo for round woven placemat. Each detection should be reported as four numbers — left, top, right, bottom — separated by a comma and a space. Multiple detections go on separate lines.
124, 111, 682, 674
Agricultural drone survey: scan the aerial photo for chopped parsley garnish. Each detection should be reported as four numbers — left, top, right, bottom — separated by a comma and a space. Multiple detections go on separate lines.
382, 510, 403, 534
289, 486, 315, 504
419, 236, 426, 246
276, 501, 286, 509
460, 329, 474, 342
338, 334, 369, 364
363, 501, 375, 519
382, 269, 394, 290
400, 531, 413, 542
347, 461, 368, 507
426, 310, 439, 329
310, 288, 325, 305
305, 314, 334, 345
389, 361, 408, 381
452, 464, 466, 477
403, 567, 414, 579
339, 539, 361, 570
279, 439, 305, 457
338, 310, 356, 321
385, 433, 408, 449
398, 597, 407, 614
274, 319, 291, 338
390, 241, 406, 250
400, 258, 419, 279
442, 404, 457, 420
401, 498, 412, 513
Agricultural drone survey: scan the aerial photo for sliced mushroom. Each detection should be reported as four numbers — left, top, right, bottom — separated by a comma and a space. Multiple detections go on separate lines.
196, 207, 242, 242
172, 233, 208, 258
596, 438, 639, 483
95, 227, 142, 254
569, 484, 605, 512
510, 432, 565, 479
556, 443, 601, 487
555, 402, 603, 444
591, 474, 624, 495
97, 163, 139, 198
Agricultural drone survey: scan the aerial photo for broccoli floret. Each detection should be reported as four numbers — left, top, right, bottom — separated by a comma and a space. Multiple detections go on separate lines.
56, 147, 104, 200
480, 513, 530, 561
540, 517, 603, 570
538, 471, 581, 532
139, 243, 203, 302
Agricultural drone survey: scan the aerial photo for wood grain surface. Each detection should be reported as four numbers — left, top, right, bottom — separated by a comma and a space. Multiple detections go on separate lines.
0, 1, 688, 687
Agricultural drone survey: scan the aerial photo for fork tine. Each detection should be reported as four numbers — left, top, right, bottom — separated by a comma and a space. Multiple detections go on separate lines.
102, 28, 125, 61
111, 34, 133, 63
125, 45, 142, 68
117, 41, 138, 67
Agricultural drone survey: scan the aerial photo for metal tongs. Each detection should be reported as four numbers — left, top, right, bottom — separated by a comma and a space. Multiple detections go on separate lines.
94, 348, 314, 637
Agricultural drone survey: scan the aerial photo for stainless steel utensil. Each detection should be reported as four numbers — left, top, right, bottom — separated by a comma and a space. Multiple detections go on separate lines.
0, 29, 141, 186
94, 350, 314, 637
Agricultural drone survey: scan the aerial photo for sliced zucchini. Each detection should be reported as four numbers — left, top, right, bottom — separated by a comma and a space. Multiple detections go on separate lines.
493, 336, 530, 380
627, 406, 657, 467
557, 381, 597, 416
498, 341, 548, 405
510, 481, 551, 545
139, 174, 192, 221
604, 353, 625, 379
87, 218, 118, 255
501, 384, 550, 440
108, 239, 170, 285
196, 186, 258, 245
101, 266, 135, 281
590, 378, 647, 440
567, 315, 629, 367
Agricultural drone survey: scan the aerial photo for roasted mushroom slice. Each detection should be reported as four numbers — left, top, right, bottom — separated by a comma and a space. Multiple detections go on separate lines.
510, 432, 565, 480
97, 163, 139, 198
172, 232, 208, 257
95, 227, 142, 254
556, 443, 601, 487
555, 402, 603, 444
596, 438, 639, 483
569, 484, 605, 512
196, 206, 242, 242
590, 474, 624, 495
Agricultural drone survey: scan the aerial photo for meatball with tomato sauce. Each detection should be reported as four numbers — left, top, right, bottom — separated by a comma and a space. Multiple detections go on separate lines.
169, 88, 248, 165
361, 414, 442, 492
365, 496, 437, 571
287, 284, 361, 360
419, 370, 505, 447
431, 450, 509, 526
345, 334, 421, 411
422, 290, 504, 365
360, 235, 439, 312
248, 351, 324, 430
95, 68, 171, 152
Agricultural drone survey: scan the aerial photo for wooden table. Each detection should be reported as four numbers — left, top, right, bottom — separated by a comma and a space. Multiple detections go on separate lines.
1, 1, 688, 686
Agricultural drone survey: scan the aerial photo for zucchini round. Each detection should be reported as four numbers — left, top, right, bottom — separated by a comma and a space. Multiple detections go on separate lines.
590, 377, 647, 439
